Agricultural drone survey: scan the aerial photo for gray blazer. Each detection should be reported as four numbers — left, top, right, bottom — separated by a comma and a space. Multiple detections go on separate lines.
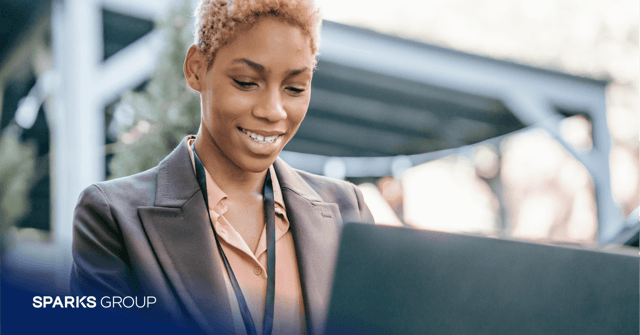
70, 136, 374, 334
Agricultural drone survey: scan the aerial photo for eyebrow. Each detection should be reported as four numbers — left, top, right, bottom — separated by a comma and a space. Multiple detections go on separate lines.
286, 67, 310, 77
234, 58, 264, 72
232, 58, 310, 77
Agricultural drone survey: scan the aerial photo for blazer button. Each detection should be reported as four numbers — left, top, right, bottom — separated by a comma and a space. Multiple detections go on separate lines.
254, 266, 262, 275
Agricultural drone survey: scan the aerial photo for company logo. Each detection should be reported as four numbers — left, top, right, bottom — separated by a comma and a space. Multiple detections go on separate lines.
32, 296, 156, 308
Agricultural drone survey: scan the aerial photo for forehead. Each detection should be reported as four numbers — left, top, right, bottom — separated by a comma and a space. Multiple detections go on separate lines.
212, 18, 314, 71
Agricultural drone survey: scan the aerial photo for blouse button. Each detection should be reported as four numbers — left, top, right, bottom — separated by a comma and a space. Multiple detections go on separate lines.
254, 266, 262, 275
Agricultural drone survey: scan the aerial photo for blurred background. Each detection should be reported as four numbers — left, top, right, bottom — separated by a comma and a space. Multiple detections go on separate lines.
0, 0, 637, 294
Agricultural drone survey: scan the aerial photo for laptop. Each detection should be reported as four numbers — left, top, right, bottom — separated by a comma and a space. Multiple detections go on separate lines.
325, 223, 638, 335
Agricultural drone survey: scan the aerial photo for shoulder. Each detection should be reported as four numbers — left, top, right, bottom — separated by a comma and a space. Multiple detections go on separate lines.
294, 169, 358, 199
275, 158, 358, 202
72, 166, 160, 262
298, 169, 374, 224
76, 166, 159, 213
274, 159, 374, 224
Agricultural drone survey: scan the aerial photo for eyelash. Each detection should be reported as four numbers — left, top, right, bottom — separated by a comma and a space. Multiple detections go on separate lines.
233, 79, 305, 94
233, 79, 255, 88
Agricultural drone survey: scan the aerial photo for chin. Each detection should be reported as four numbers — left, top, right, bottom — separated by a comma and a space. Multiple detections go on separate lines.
236, 155, 277, 173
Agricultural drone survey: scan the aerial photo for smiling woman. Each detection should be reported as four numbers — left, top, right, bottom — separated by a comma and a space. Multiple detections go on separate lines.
70, 1, 373, 334
186, 17, 313, 174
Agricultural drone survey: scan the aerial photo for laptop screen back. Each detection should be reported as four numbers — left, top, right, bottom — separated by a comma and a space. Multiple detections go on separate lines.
325, 223, 638, 335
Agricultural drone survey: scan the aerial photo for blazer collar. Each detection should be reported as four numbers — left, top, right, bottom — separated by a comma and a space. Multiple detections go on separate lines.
140, 137, 340, 335
138, 136, 234, 334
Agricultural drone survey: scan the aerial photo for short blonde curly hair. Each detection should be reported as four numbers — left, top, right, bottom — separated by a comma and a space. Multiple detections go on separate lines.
194, 0, 321, 65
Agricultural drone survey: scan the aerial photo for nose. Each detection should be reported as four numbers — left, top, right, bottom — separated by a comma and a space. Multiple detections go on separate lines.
253, 87, 287, 122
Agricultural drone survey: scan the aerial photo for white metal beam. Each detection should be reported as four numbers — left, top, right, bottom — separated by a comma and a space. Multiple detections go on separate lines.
51, 0, 104, 290
97, 31, 163, 105
101, 0, 173, 20
51, 0, 166, 290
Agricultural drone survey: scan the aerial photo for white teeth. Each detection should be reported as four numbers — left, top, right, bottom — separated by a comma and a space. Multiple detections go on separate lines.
245, 130, 279, 144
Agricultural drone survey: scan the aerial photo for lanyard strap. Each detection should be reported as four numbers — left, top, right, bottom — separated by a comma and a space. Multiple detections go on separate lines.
191, 144, 276, 335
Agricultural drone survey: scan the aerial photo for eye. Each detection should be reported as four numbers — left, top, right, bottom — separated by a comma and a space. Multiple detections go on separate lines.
233, 79, 256, 88
286, 86, 306, 94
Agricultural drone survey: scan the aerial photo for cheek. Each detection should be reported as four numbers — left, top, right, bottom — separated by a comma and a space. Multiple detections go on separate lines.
204, 89, 246, 126
287, 101, 309, 131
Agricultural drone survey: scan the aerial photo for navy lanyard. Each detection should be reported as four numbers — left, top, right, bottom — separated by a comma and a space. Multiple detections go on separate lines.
191, 144, 276, 335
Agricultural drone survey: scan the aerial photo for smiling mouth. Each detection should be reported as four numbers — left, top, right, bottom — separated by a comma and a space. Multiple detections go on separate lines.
238, 127, 283, 144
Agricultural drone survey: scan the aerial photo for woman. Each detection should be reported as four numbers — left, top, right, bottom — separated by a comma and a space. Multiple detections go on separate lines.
70, 0, 374, 334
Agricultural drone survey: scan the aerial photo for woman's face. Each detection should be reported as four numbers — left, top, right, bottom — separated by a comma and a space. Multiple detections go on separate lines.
196, 18, 314, 173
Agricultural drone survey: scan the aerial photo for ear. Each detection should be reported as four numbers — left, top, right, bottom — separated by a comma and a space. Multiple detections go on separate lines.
184, 45, 205, 92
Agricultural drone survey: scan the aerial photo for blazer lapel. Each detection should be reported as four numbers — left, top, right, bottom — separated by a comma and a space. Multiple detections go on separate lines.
273, 158, 343, 335
137, 137, 234, 334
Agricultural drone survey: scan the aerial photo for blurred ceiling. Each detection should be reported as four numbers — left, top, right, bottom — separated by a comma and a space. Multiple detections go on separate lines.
286, 21, 527, 157
291, 60, 523, 157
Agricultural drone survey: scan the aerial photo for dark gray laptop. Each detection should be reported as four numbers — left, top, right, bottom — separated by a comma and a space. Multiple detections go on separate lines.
325, 223, 638, 335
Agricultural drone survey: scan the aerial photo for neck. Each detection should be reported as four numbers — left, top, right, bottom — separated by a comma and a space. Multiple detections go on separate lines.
193, 128, 267, 198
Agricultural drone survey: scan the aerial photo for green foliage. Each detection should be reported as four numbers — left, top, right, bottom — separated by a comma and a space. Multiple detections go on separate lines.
109, 0, 201, 179
0, 132, 36, 236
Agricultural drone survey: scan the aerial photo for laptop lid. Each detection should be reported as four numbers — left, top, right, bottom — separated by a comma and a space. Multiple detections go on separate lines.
325, 223, 638, 335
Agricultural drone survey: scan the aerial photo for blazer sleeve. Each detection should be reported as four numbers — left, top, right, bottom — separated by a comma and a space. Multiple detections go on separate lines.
70, 184, 135, 297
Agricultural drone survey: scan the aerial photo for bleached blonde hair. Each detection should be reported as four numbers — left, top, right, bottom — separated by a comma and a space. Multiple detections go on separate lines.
194, 0, 321, 65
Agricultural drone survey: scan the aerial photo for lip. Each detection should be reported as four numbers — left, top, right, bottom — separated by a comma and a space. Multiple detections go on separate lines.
237, 127, 285, 155
238, 127, 285, 137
